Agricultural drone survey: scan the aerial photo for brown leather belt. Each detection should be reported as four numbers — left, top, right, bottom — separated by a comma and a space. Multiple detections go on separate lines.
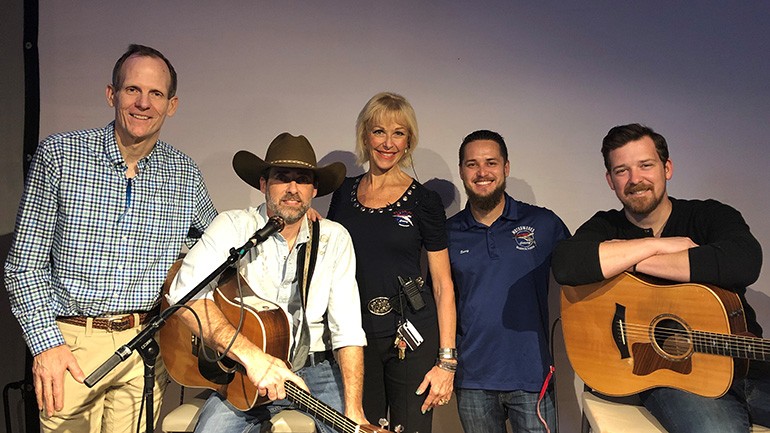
57, 310, 156, 332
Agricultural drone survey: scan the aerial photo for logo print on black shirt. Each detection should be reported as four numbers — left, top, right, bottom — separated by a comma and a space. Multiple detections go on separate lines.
393, 210, 414, 227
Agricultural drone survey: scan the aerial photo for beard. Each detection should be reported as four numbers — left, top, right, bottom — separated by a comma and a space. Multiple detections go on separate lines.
621, 183, 664, 215
266, 192, 310, 225
465, 178, 506, 212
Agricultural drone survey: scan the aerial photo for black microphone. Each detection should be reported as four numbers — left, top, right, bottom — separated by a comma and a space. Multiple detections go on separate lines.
234, 216, 285, 256
252, 215, 285, 244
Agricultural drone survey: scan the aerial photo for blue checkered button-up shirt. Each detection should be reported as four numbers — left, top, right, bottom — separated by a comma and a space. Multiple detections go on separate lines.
4, 122, 217, 355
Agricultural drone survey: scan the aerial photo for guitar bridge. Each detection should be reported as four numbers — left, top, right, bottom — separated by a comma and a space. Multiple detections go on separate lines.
613, 303, 630, 359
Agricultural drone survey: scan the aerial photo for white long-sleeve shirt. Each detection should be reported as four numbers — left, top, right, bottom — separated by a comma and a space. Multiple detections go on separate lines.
170, 204, 366, 353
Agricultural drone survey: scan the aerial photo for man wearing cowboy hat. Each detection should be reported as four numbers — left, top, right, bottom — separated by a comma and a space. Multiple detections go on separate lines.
168, 133, 368, 432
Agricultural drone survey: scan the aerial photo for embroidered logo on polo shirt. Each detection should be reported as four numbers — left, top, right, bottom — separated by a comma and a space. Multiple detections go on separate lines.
393, 210, 414, 227
512, 225, 536, 250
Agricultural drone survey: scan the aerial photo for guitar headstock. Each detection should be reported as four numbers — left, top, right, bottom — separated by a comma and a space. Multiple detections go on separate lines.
358, 418, 404, 432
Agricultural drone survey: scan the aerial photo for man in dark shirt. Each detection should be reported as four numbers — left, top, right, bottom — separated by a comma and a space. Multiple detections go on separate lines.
552, 123, 769, 432
448, 130, 569, 433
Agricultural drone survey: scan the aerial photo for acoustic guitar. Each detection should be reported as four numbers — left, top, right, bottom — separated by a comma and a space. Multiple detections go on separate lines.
159, 260, 388, 433
561, 272, 770, 397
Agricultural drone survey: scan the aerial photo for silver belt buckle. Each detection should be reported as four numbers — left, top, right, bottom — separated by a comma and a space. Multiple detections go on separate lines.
104, 315, 130, 332
367, 297, 392, 315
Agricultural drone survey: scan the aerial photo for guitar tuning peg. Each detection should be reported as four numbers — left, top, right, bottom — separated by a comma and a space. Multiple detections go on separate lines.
378, 418, 389, 428
393, 425, 404, 432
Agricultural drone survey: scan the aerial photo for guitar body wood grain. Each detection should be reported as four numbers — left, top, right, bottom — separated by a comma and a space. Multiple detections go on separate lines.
159, 261, 291, 411
561, 272, 751, 397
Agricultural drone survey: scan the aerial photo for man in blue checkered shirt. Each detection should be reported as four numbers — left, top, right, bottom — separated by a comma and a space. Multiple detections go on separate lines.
4, 44, 217, 433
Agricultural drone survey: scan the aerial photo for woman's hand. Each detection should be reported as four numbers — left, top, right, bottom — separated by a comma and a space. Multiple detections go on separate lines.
305, 207, 324, 222
415, 364, 455, 413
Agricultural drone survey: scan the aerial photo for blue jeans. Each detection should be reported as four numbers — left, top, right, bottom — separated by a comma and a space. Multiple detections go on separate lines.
455, 387, 556, 433
640, 373, 770, 433
194, 359, 344, 433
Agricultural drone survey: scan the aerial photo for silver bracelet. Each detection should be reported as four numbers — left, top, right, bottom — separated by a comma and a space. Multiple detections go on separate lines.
438, 348, 457, 359
436, 359, 457, 372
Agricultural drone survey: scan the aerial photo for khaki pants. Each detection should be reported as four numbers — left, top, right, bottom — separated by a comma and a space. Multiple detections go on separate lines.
40, 319, 169, 433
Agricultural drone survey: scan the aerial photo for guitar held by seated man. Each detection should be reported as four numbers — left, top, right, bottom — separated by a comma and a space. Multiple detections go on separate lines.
160, 261, 389, 433
562, 271, 770, 398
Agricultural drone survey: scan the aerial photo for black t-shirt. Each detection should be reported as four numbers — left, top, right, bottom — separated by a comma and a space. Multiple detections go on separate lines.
552, 197, 764, 338
327, 175, 448, 337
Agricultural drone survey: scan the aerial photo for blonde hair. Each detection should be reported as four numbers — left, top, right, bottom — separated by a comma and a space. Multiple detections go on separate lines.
355, 92, 419, 168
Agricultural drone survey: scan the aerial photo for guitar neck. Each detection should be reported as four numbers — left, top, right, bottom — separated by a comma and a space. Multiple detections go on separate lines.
285, 381, 360, 433
693, 330, 770, 361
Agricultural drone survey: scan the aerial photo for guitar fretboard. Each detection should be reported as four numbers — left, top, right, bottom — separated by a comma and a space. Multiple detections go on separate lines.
693, 330, 770, 360
285, 381, 359, 433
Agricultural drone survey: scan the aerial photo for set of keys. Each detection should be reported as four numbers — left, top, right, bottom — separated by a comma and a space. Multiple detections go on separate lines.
393, 335, 408, 360
393, 319, 423, 360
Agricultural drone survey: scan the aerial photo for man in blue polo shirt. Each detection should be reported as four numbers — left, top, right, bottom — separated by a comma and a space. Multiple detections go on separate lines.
447, 130, 569, 433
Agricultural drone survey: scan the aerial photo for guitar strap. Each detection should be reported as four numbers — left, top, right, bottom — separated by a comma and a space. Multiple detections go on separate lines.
290, 218, 320, 371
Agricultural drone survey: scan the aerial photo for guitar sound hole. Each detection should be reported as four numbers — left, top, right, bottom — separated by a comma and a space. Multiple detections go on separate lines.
652, 317, 693, 359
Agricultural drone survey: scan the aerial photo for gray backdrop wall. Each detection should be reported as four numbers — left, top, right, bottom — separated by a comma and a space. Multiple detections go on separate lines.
2, 1, 769, 432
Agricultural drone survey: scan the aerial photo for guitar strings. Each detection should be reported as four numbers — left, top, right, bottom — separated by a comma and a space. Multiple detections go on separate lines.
616, 322, 770, 359
619, 322, 770, 350
619, 322, 770, 351
284, 381, 359, 432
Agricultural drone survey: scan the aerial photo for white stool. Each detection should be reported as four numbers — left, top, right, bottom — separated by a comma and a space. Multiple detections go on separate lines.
162, 397, 206, 433
162, 394, 316, 433
581, 391, 770, 433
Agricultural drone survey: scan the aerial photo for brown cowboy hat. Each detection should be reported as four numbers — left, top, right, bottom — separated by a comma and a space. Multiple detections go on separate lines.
232, 132, 346, 197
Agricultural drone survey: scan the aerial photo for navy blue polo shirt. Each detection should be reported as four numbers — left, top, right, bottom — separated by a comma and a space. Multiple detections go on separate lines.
447, 194, 569, 392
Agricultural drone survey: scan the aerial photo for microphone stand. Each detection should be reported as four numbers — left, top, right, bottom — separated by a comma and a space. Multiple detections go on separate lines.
84, 231, 275, 433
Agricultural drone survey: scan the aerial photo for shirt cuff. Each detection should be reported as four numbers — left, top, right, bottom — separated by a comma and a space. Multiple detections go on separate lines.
331, 331, 368, 350
25, 324, 67, 356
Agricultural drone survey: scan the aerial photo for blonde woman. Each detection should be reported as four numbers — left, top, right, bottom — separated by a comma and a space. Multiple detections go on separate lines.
327, 92, 456, 433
